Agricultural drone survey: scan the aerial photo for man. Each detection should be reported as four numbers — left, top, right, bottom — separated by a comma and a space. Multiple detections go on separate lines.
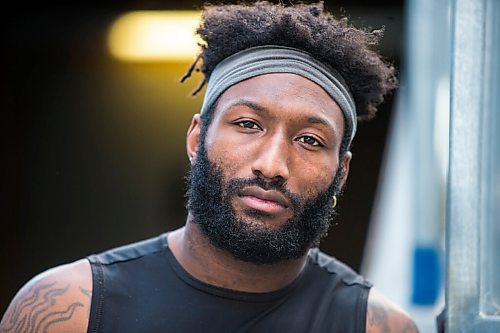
1, 2, 418, 332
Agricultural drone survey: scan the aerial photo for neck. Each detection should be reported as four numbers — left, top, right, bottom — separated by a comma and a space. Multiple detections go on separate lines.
168, 213, 309, 293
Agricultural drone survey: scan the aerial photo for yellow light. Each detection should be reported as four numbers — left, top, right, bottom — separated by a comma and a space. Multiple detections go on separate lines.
108, 11, 202, 62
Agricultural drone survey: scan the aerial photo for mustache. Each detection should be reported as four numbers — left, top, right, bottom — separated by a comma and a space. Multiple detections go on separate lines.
224, 176, 303, 211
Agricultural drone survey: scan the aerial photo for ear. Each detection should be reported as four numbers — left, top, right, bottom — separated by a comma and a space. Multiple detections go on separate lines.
186, 114, 202, 165
339, 151, 352, 188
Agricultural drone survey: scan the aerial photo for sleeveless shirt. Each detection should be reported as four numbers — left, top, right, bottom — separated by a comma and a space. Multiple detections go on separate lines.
86, 233, 372, 333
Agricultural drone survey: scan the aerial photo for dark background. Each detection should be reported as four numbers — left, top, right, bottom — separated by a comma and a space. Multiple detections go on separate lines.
1, 0, 404, 314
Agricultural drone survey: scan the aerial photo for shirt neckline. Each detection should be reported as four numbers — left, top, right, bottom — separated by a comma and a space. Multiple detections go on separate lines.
161, 232, 310, 303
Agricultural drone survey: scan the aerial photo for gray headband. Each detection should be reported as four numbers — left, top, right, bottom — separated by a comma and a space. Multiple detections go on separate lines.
200, 45, 357, 145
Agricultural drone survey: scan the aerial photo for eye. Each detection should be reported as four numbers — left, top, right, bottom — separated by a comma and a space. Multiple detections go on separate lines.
296, 135, 323, 147
235, 120, 261, 130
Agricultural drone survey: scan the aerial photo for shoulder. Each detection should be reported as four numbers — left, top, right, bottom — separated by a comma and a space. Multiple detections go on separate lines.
0, 259, 92, 333
308, 249, 371, 287
365, 288, 419, 333
89, 232, 168, 265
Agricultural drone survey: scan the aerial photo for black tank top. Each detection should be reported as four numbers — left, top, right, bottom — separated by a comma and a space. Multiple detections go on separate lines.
87, 233, 371, 333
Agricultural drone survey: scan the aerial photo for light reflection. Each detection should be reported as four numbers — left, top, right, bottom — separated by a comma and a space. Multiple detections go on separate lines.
108, 11, 202, 62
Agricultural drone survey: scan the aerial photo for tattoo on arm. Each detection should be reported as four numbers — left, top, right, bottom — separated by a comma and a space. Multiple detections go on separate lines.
1, 282, 56, 331
367, 301, 391, 333
366, 299, 419, 333
1, 280, 86, 333
402, 320, 419, 333
32, 302, 83, 333
79, 286, 92, 319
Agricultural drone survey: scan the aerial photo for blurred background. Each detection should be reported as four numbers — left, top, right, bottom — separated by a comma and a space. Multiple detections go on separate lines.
1, 0, 403, 319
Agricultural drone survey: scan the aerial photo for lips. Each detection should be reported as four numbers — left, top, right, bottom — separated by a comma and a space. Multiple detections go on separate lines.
237, 186, 290, 215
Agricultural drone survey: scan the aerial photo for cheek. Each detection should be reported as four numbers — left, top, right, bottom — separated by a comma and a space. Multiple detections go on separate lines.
291, 161, 337, 198
204, 136, 250, 179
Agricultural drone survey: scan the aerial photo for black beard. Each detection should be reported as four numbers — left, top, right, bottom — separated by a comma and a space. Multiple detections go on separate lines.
186, 141, 343, 265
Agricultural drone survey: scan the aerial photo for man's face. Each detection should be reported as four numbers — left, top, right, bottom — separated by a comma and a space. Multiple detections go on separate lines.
186, 73, 351, 264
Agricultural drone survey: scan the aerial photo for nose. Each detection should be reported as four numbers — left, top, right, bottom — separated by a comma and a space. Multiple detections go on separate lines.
251, 131, 290, 182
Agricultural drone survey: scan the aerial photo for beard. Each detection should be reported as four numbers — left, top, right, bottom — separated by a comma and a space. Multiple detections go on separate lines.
186, 140, 344, 265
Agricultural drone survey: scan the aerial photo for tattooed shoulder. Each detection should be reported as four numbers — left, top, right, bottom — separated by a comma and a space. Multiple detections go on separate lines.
0, 259, 92, 333
366, 288, 419, 333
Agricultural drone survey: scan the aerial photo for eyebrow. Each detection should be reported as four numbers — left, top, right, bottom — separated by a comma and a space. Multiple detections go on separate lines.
306, 116, 329, 127
225, 99, 268, 114
225, 98, 333, 128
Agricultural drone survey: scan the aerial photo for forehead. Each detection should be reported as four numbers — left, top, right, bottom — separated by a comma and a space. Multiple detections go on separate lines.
213, 73, 345, 131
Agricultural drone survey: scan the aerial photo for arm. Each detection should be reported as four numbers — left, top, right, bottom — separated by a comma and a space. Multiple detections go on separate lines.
366, 288, 419, 333
0, 259, 92, 333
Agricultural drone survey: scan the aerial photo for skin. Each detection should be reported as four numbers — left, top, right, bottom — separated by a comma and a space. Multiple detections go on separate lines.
0, 73, 418, 333
0, 260, 91, 333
